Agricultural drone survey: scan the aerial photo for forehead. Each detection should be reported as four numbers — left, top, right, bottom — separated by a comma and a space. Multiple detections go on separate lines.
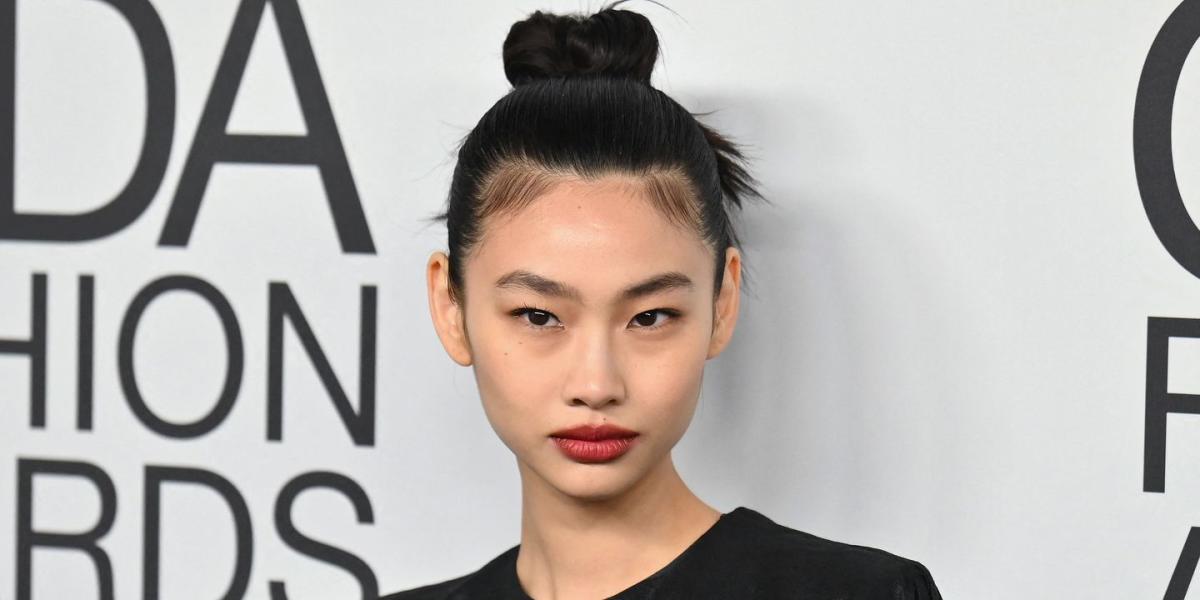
467, 175, 713, 298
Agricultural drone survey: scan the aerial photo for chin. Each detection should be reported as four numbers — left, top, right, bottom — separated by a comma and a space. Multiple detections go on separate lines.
552, 474, 639, 503
524, 455, 649, 502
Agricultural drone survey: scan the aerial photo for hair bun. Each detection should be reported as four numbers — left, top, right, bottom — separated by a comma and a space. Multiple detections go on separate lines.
502, 8, 660, 87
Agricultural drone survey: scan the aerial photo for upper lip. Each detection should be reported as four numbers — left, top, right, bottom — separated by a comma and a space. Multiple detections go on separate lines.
550, 424, 639, 440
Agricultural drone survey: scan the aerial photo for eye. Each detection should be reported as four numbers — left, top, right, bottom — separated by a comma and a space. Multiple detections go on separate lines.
629, 309, 680, 331
510, 306, 563, 330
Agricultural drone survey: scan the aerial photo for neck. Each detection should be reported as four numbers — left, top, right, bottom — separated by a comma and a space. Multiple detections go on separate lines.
513, 454, 721, 600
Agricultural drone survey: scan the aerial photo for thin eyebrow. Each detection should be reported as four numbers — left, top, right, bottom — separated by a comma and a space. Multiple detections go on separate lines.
494, 270, 693, 302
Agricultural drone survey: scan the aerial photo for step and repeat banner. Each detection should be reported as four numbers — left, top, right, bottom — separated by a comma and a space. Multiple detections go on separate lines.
2, 0, 1200, 598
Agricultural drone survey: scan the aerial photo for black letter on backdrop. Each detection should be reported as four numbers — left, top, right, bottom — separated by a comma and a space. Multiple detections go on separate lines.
1134, 0, 1200, 279
118, 276, 244, 438
267, 283, 376, 446
0, 273, 46, 427
17, 458, 117, 600
1165, 527, 1200, 600
0, 0, 174, 241
159, 0, 374, 253
143, 466, 253, 600
78, 275, 95, 430
269, 472, 378, 600
1144, 317, 1200, 493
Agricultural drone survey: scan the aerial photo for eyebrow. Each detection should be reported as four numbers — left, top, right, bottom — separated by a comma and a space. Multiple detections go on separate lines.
494, 270, 694, 302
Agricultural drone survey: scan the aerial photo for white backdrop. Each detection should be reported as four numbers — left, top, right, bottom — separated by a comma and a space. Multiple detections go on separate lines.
1, 0, 1197, 598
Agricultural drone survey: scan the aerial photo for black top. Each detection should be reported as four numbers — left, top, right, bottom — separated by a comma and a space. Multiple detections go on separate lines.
383, 506, 942, 599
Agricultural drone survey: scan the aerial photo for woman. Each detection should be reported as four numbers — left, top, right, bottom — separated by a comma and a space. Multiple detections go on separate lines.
387, 4, 942, 599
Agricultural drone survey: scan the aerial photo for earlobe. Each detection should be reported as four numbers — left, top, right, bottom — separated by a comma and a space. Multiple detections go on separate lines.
707, 247, 742, 359
426, 251, 473, 366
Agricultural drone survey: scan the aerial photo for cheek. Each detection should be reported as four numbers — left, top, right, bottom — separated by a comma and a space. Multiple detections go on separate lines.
627, 335, 710, 427
468, 321, 555, 439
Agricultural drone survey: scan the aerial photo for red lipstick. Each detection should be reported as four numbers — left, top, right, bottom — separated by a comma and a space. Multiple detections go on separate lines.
549, 424, 639, 463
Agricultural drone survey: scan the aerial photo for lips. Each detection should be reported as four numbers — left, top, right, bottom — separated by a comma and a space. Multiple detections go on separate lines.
549, 424, 640, 463
550, 423, 639, 440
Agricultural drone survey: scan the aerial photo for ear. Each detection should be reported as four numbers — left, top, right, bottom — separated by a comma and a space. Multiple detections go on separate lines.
426, 251, 473, 366
707, 246, 742, 359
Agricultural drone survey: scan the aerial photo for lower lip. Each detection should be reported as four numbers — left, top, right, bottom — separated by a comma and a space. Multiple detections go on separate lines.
551, 436, 638, 463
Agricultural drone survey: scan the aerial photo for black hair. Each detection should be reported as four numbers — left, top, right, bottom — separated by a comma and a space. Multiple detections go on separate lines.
430, 3, 763, 304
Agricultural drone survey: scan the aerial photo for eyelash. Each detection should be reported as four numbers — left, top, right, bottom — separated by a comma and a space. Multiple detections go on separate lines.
508, 305, 681, 332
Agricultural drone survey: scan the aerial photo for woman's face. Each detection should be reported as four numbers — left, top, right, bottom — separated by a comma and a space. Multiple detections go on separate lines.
427, 174, 741, 502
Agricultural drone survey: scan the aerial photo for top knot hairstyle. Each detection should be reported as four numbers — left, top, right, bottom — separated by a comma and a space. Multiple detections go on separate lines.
433, 3, 762, 304
502, 8, 658, 85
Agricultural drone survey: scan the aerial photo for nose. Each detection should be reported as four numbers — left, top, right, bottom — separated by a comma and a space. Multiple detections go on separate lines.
561, 324, 627, 409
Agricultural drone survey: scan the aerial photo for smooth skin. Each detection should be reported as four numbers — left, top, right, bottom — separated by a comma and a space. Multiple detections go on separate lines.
427, 174, 742, 600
